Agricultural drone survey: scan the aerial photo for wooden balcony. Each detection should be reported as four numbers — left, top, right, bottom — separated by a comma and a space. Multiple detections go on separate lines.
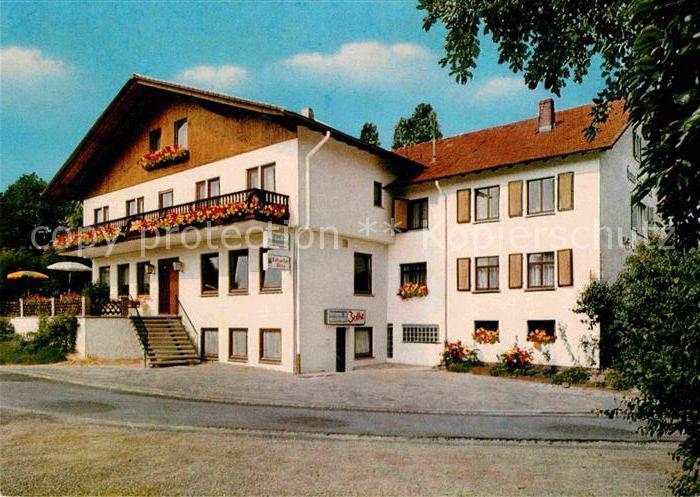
53, 188, 289, 253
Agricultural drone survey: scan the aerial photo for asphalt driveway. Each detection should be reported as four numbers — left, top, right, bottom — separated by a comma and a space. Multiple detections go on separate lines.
2, 362, 622, 414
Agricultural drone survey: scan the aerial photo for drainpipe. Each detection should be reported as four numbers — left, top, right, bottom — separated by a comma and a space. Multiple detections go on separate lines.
434, 180, 448, 342
294, 130, 331, 374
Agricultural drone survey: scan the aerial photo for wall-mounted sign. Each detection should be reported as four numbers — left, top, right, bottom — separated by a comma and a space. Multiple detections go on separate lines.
263, 231, 289, 251
266, 252, 291, 271
324, 309, 366, 326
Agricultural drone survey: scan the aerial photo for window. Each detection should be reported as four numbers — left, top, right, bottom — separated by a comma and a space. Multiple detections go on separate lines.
149, 129, 161, 152
353, 253, 372, 295
400, 262, 427, 285
260, 248, 282, 291
175, 119, 188, 148
117, 264, 129, 297
93, 206, 108, 224
247, 163, 276, 191
373, 181, 383, 207
354, 327, 373, 358
633, 130, 643, 162
632, 202, 652, 237
260, 328, 281, 363
158, 190, 173, 209
475, 186, 499, 221
201, 252, 219, 294
136, 262, 150, 295
402, 324, 439, 344
98, 266, 110, 286
386, 324, 393, 359
527, 252, 555, 288
475, 320, 499, 333
527, 177, 555, 215
126, 197, 144, 216
407, 198, 428, 230
527, 320, 556, 340
475, 256, 499, 291
228, 249, 249, 293
196, 178, 220, 200
229, 328, 248, 361
201, 328, 219, 360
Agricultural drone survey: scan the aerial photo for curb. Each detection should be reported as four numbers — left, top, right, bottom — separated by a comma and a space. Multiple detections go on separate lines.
1, 370, 613, 417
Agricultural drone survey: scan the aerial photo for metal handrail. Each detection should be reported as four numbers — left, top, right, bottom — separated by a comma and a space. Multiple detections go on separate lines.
177, 297, 200, 358
128, 296, 149, 368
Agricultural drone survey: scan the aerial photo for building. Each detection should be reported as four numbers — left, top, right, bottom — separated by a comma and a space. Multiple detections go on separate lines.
45, 75, 653, 372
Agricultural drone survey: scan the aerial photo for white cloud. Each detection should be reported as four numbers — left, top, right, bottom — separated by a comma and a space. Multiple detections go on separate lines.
471, 76, 526, 101
283, 41, 433, 85
175, 65, 248, 91
0, 46, 70, 82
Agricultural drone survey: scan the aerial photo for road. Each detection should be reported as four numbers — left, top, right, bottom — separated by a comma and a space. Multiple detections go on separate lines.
0, 371, 657, 441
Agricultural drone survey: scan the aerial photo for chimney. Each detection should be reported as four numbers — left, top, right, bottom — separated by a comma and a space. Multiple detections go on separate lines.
537, 98, 555, 132
301, 107, 315, 120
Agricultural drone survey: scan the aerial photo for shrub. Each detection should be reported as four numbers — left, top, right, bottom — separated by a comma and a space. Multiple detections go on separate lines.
0, 317, 15, 341
552, 367, 591, 385
603, 369, 634, 391
498, 345, 534, 374
27, 315, 77, 354
442, 340, 481, 371
0, 337, 66, 364
82, 282, 109, 300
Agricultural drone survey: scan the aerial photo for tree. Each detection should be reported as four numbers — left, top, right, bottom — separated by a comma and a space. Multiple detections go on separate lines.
575, 240, 700, 495
359, 122, 381, 147
419, 0, 700, 248
392, 103, 442, 149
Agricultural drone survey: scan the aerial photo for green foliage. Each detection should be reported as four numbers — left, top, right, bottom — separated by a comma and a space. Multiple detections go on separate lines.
574, 280, 617, 367
392, 103, 442, 149
0, 336, 66, 365
603, 369, 635, 391
442, 340, 482, 371
419, 0, 700, 248
27, 315, 78, 354
359, 122, 381, 147
551, 367, 591, 385
575, 240, 700, 495
82, 282, 109, 300
0, 317, 15, 341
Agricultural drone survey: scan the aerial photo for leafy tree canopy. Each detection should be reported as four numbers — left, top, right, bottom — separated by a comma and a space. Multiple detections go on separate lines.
359, 122, 381, 147
419, 0, 700, 248
392, 103, 443, 149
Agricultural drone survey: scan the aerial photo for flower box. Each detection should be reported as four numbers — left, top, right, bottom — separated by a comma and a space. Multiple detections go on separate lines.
397, 282, 428, 300
138, 146, 189, 171
527, 329, 556, 349
53, 226, 123, 251
473, 327, 499, 344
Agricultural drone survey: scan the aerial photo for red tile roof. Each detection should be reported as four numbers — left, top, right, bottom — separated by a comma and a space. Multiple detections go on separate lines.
395, 101, 628, 184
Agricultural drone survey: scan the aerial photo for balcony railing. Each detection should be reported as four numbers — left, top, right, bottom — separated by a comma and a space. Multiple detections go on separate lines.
53, 188, 289, 251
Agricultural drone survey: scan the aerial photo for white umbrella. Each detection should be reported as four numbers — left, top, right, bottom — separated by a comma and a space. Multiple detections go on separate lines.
47, 261, 92, 290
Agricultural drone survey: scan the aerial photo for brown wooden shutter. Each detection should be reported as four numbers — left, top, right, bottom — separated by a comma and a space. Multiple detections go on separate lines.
456, 189, 471, 223
457, 258, 471, 291
393, 198, 408, 230
557, 249, 573, 286
508, 180, 523, 217
509, 253, 523, 289
558, 172, 574, 211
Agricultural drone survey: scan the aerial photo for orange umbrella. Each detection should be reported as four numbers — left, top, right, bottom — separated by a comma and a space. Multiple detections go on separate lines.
6, 271, 49, 280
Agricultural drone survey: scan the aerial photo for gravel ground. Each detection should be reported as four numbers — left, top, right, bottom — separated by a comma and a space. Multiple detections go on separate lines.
3, 362, 623, 414
0, 409, 675, 496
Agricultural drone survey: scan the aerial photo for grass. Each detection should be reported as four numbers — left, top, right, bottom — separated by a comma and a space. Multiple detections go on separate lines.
0, 337, 66, 365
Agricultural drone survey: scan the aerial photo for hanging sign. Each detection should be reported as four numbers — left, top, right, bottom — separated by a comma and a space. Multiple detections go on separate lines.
324, 309, 366, 326
263, 231, 289, 251
266, 252, 291, 271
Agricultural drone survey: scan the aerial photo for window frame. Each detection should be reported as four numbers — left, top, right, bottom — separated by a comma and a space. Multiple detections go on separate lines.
527, 177, 555, 215
195, 178, 220, 200
201, 327, 219, 360
126, 197, 144, 217
158, 190, 174, 209
228, 249, 249, 294
354, 327, 373, 359
406, 198, 429, 230
386, 323, 393, 359
259, 328, 282, 364
174, 118, 188, 148
475, 256, 499, 291
527, 320, 556, 340
373, 181, 383, 207
228, 328, 248, 361
353, 252, 372, 295
136, 261, 150, 296
246, 163, 276, 191
259, 248, 282, 293
149, 128, 161, 152
93, 206, 108, 225
402, 324, 440, 344
527, 252, 555, 289
117, 263, 130, 297
474, 185, 500, 222
98, 266, 110, 287
400, 262, 427, 285
200, 252, 220, 295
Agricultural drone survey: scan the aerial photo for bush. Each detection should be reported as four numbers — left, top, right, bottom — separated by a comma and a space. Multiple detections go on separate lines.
441, 341, 481, 372
552, 367, 591, 385
603, 369, 634, 391
26, 315, 77, 354
0, 337, 66, 364
498, 345, 534, 374
0, 317, 15, 341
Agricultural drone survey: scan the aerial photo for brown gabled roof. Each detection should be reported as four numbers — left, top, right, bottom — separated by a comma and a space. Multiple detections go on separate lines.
394, 101, 629, 185
45, 74, 425, 198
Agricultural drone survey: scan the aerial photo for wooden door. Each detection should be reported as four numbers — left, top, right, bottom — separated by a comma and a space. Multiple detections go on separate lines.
158, 258, 179, 315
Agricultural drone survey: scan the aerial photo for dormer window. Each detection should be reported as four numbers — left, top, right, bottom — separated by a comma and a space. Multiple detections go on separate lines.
149, 129, 161, 152
175, 119, 188, 148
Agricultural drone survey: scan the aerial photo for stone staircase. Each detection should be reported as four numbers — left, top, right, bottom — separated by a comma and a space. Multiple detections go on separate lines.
130, 315, 200, 367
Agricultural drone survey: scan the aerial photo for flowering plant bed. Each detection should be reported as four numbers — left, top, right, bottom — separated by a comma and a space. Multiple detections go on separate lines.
53, 226, 123, 251
397, 282, 429, 299
498, 345, 535, 373
138, 146, 189, 171
441, 340, 481, 371
59, 292, 81, 302
473, 327, 499, 344
527, 329, 556, 349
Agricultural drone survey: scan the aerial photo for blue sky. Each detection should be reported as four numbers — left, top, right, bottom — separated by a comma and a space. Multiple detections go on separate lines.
0, 1, 604, 189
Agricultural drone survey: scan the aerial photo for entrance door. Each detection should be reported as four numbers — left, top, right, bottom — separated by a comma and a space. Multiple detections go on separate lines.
158, 258, 179, 314
336, 327, 346, 372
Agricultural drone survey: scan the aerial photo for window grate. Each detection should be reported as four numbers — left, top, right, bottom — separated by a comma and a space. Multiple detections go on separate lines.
402, 324, 439, 344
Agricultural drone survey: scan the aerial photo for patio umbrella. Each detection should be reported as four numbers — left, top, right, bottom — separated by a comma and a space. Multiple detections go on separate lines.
46, 262, 91, 291
6, 270, 50, 297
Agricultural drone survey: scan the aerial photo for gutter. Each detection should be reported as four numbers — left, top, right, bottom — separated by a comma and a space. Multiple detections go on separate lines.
434, 180, 448, 342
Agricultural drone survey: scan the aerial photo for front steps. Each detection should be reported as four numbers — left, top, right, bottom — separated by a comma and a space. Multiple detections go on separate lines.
130, 315, 200, 367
